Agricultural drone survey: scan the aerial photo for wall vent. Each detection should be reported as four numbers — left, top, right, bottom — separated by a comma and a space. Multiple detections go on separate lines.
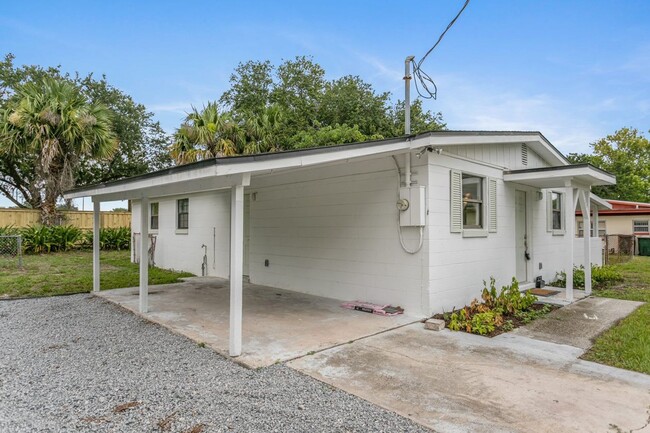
521, 143, 528, 166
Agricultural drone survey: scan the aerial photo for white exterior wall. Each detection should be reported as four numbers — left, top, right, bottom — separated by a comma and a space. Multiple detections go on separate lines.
128, 142, 593, 317
443, 143, 550, 170
247, 155, 429, 316
427, 153, 517, 313
131, 190, 231, 278
426, 146, 579, 314
131, 154, 430, 316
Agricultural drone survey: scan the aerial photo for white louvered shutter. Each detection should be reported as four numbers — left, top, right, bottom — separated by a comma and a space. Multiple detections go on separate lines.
450, 169, 462, 233
488, 178, 497, 233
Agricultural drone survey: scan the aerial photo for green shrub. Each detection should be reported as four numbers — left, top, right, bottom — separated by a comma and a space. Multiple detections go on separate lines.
481, 277, 537, 315
470, 311, 500, 335
552, 265, 623, 288
18, 225, 130, 254
51, 225, 82, 251
101, 227, 130, 250
20, 226, 54, 254
0, 225, 18, 236
447, 277, 542, 336
82, 227, 131, 251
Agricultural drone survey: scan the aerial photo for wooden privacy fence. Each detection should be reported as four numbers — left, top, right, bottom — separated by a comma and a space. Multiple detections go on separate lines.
0, 209, 131, 229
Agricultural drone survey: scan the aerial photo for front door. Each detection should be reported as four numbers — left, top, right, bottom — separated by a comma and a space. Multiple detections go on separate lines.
515, 190, 528, 283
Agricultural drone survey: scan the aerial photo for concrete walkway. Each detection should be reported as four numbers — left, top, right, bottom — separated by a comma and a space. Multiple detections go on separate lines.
513, 296, 644, 349
289, 324, 650, 433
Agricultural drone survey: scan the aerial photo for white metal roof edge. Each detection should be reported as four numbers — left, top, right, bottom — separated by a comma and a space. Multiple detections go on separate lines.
64, 131, 577, 201
64, 139, 413, 200
413, 131, 569, 167
503, 164, 616, 186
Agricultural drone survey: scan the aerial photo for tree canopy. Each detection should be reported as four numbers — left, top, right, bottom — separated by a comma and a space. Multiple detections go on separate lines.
567, 127, 650, 202
171, 56, 445, 164
0, 77, 117, 223
0, 53, 171, 214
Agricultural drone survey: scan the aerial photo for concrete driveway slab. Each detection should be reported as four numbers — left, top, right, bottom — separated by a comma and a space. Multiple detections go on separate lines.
289, 324, 650, 433
513, 297, 644, 349
97, 278, 417, 368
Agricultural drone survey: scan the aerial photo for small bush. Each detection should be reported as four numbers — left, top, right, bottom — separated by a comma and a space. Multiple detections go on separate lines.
17, 225, 130, 254
51, 225, 82, 251
21, 225, 54, 254
0, 225, 18, 236
552, 265, 623, 289
446, 277, 545, 336
81, 227, 131, 251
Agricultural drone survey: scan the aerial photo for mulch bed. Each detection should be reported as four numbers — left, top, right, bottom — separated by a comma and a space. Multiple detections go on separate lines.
431, 303, 560, 338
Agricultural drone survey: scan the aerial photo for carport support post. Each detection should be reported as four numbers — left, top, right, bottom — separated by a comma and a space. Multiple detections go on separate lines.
580, 190, 592, 295
229, 184, 244, 357
92, 200, 101, 292
139, 197, 149, 313
565, 183, 575, 302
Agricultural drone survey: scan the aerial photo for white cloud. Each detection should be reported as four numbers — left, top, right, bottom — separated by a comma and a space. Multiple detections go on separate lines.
427, 74, 608, 155
148, 102, 193, 114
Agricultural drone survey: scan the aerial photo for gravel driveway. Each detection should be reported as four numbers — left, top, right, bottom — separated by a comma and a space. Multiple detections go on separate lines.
0, 295, 429, 433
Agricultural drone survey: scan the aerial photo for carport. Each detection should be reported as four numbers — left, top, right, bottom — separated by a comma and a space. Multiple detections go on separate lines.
63, 137, 422, 359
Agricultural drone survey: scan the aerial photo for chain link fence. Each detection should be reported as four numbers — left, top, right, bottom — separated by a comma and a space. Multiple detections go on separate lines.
0, 235, 23, 268
604, 234, 635, 264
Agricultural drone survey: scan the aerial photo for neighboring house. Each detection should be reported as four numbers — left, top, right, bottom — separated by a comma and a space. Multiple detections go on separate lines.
576, 199, 650, 237
64, 130, 615, 356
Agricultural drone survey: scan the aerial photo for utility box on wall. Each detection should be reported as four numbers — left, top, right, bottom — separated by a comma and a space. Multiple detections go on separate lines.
399, 186, 426, 227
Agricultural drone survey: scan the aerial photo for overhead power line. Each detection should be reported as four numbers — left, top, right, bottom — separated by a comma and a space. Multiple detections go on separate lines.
412, 0, 470, 100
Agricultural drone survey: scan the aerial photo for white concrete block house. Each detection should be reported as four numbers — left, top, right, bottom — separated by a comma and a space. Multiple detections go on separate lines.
65, 130, 615, 356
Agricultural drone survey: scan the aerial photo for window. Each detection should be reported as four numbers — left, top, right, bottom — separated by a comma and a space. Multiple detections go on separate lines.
450, 170, 496, 235
633, 220, 649, 233
150, 202, 159, 230
462, 174, 483, 229
551, 192, 563, 230
578, 220, 606, 237
177, 199, 189, 230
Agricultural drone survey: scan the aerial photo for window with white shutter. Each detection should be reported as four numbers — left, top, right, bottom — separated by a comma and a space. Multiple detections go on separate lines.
450, 170, 462, 233
450, 169, 489, 237
488, 178, 497, 233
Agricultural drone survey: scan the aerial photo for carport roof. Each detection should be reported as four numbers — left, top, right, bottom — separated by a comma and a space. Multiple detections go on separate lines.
63, 130, 570, 201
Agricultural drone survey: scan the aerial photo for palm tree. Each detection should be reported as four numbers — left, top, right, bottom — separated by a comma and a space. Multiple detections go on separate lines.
0, 77, 117, 224
170, 102, 243, 165
242, 104, 285, 155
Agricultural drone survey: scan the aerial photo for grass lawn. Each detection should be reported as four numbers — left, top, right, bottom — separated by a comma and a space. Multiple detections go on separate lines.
583, 256, 650, 375
0, 250, 194, 298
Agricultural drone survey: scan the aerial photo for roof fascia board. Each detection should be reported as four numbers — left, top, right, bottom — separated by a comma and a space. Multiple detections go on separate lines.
215, 140, 411, 176
66, 172, 249, 201
504, 166, 615, 186
417, 132, 568, 166
590, 193, 613, 210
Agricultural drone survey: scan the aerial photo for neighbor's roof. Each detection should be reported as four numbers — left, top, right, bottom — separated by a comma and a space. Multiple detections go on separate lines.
577, 199, 650, 215
64, 130, 571, 201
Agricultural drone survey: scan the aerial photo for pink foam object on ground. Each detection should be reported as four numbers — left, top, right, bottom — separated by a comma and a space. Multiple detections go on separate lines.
341, 301, 404, 316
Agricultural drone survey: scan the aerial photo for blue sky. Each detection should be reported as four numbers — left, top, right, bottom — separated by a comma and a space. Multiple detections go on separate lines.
1, 1, 649, 209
